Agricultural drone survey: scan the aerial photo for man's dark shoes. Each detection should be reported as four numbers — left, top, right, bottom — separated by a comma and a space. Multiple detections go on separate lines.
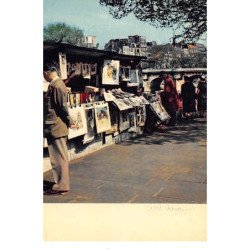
43, 189, 69, 196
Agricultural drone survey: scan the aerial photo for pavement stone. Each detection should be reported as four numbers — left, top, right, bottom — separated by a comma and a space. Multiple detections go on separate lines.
44, 117, 207, 203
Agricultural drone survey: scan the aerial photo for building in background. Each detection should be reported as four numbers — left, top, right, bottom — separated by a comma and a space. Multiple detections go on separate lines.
84, 35, 98, 48
105, 35, 156, 57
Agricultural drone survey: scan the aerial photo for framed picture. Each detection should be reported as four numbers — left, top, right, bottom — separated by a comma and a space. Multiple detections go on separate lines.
128, 111, 137, 132
128, 96, 141, 107
81, 63, 91, 79
91, 63, 97, 75
139, 95, 150, 105
137, 105, 146, 126
103, 91, 116, 102
122, 98, 134, 109
106, 103, 119, 134
121, 66, 131, 81
59, 52, 67, 80
150, 101, 170, 121
102, 60, 120, 85
82, 103, 95, 144
112, 98, 131, 111
94, 101, 112, 133
68, 105, 88, 139
127, 69, 139, 87
119, 111, 130, 131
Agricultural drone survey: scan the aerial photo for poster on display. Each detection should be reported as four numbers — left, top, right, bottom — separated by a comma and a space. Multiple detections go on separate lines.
150, 101, 171, 121
121, 66, 131, 81
81, 63, 91, 79
119, 111, 130, 131
137, 105, 146, 126
103, 91, 116, 102
94, 102, 112, 133
82, 103, 95, 144
128, 96, 141, 107
128, 111, 137, 132
59, 53, 67, 80
106, 104, 118, 134
74, 62, 82, 75
139, 95, 150, 105
112, 98, 131, 111
127, 69, 139, 87
68, 105, 88, 139
102, 60, 120, 85
122, 98, 134, 109
91, 63, 97, 75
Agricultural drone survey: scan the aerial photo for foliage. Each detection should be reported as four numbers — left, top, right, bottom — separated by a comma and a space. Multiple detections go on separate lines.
43, 22, 84, 46
148, 44, 207, 68
99, 0, 207, 41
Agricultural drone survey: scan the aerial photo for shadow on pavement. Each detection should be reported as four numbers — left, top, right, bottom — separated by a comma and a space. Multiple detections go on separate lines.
120, 119, 207, 146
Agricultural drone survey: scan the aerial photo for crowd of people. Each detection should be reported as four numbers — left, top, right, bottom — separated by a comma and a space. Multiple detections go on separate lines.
156, 73, 207, 129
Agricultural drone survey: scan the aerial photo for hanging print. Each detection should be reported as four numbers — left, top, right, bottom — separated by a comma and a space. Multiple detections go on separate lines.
102, 60, 120, 85
68, 105, 88, 139
94, 101, 112, 133
127, 69, 139, 87
119, 111, 130, 131
150, 101, 171, 121
59, 52, 67, 80
82, 103, 95, 144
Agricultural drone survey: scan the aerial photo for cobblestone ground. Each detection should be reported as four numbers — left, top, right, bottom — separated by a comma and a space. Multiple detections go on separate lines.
43, 117, 207, 203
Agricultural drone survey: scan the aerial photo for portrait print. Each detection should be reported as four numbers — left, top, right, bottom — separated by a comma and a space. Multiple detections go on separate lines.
94, 102, 111, 133
102, 60, 120, 85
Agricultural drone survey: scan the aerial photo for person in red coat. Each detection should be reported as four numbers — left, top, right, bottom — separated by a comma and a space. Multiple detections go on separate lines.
160, 75, 178, 126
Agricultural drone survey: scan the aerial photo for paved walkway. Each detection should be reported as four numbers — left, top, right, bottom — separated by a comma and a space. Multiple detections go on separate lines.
43, 118, 207, 203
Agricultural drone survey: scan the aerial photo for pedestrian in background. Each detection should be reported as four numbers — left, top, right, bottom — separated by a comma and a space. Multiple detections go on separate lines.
197, 76, 207, 117
160, 75, 178, 126
181, 75, 196, 119
43, 64, 75, 195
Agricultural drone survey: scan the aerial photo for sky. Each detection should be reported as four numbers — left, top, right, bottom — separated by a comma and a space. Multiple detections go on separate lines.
43, 0, 206, 49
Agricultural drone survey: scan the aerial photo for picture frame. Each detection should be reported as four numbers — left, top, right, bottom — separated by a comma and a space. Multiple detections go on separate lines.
102, 60, 120, 85
94, 101, 112, 133
68, 105, 88, 139
59, 52, 67, 80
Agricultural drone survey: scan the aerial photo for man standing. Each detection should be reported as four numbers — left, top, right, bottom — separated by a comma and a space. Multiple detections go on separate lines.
181, 75, 196, 119
43, 65, 73, 195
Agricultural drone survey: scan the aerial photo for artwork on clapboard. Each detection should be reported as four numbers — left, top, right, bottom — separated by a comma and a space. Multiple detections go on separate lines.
103, 91, 116, 102
102, 60, 120, 85
83, 104, 95, 144
121, 66, 131, 81
127, 69, 139, 87
106, 104, 118, 134
94, 102, 111, 133
59, 52, 67, 80
119, 111, 130, 131
81, 63, 91, 79
112, 98, 129, 111
137, 105, 146, 126
90, 63, 97, 75
150, 101, 170, 122
128, 111, 137, 132
68, 105, 88, 139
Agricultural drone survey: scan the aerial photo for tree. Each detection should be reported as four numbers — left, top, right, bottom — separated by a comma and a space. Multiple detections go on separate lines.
148, 44, 207, 68
99, 0, 207, 41
43, 22, 85, 46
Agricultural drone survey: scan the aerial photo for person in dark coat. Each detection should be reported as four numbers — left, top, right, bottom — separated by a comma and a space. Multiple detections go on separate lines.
197, 77, 207, 117
181, 75, 196, 118
43, 64, 74, 195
